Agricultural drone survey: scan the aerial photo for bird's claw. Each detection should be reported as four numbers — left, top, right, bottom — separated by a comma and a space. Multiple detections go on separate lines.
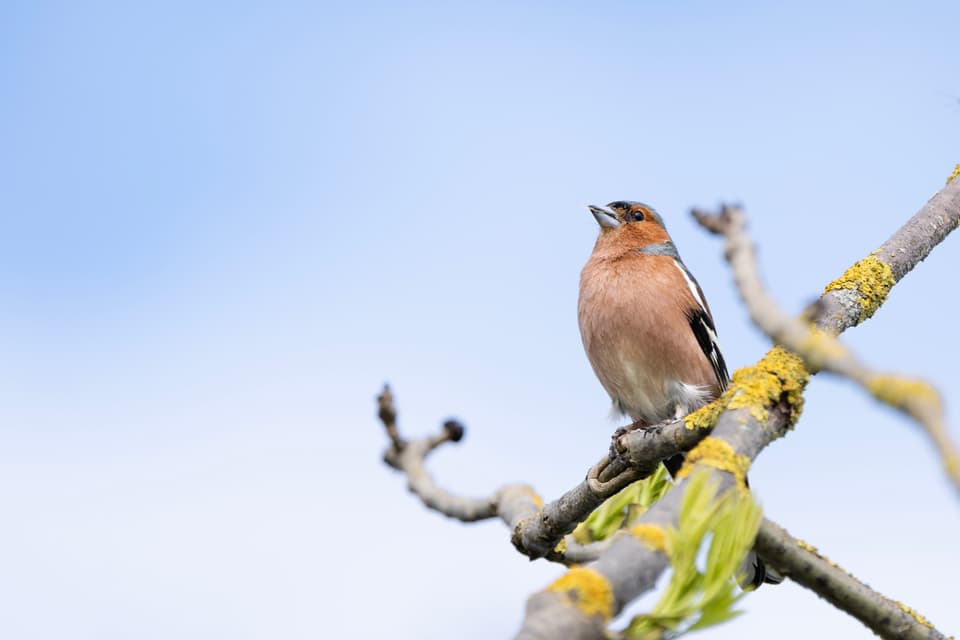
609, 420, 651, 464
609, 418, 676, 465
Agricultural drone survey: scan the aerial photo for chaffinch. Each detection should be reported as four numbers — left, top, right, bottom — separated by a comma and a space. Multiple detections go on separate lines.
578, 200, 728, 428
578, 200, 779, 588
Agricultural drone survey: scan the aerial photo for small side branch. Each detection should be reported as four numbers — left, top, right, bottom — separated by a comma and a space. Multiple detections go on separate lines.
378, 385, 531, 525
376, 385, 705, 563
755, 519, 949, 640
515, 419, 709, 559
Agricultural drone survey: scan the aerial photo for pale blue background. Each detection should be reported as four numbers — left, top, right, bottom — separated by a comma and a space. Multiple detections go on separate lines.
2, 2, 958, 638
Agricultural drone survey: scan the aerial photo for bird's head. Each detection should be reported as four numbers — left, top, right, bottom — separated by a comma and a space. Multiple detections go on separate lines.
587, 201, 670, 250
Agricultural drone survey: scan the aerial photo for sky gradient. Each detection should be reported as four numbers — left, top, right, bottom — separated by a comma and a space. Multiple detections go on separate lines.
2, 2, 959, 638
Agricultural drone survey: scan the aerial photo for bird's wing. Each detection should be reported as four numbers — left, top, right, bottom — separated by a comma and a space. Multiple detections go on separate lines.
672, 260, 731, 391
686, 303, 730, 390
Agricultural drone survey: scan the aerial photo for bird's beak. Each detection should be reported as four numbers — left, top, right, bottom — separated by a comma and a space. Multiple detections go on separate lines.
588, 205, 620, 229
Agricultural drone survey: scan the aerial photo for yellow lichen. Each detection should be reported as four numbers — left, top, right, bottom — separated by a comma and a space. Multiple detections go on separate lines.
896, 601, 933, 628
683, 396, 726, 430
947, 164, 960, 185
629, 523, 667, 552
794, 538, 845, 570
823, 256, 896, 324
553, 538, 567, 555
793, 538, 853, 578
683, 346, 809, 431
728, 346, 809, 427
946, 453, 960, 480
548, 566, 614, 621
524, 487, 545, 509
676, 437, 751, 488
795, 538, 819, 555
867, 374, 941, 411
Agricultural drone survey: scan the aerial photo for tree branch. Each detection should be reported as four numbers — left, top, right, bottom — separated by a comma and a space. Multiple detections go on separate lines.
755, 519, 948, 640
517, 365, 806, 639
817, 174, 960, 332
377, 385, 707, 563
692, 198, 960, 494
378, 385, 531, 525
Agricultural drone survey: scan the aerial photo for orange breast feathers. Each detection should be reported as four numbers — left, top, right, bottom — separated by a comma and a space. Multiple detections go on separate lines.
578, 249, 721, 424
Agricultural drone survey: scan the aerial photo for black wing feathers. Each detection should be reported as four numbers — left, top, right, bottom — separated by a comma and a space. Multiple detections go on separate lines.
686, 307, 730, 390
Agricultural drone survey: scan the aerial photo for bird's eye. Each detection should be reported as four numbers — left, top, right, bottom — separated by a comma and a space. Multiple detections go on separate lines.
632, 210, 645, 221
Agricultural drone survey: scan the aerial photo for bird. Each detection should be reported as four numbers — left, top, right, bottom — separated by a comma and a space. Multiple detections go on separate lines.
577, 200, 780, 588
578, 200, 728, 429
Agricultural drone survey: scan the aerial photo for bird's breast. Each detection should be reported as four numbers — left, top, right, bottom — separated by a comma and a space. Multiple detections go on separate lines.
578, 256, 717, 423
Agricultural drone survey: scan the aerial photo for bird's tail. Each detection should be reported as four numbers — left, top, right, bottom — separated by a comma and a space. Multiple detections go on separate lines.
740, 550, 784, 588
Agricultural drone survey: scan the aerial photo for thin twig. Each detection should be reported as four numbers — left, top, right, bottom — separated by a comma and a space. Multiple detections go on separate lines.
376, 385, 704, 563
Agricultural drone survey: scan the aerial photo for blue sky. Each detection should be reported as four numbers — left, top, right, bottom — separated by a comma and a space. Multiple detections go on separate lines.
1, 2, 958, 638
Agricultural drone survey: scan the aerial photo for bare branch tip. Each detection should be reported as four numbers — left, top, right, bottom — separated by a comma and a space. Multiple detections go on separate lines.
691, 207, 732, 235
442, 419, 466, 443
376, 382, 406, 452
376, 383, 395, 420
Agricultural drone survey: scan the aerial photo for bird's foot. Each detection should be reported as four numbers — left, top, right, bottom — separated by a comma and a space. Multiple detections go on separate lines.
609, 418, 680, 468
609, 419, 652, 463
